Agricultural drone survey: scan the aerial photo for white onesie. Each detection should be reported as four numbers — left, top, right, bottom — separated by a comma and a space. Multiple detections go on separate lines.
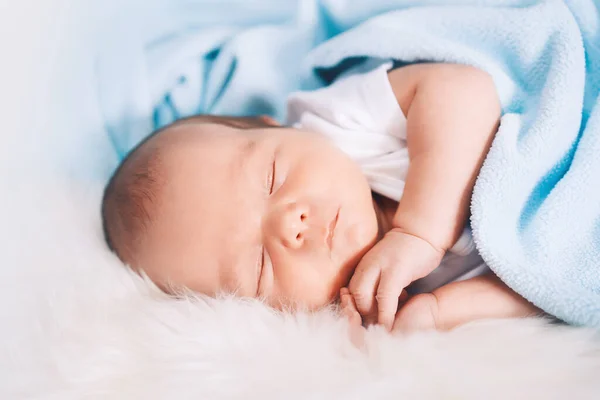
286, 61, 489, 293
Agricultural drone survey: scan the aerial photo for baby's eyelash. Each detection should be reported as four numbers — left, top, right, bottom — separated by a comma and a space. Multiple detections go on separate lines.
267, 159, 276, 195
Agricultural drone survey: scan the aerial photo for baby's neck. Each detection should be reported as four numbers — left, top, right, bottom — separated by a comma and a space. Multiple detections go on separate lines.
372, 192, 397, 240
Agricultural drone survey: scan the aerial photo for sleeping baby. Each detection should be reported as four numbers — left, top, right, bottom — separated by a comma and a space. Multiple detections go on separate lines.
101, 61, 539, 333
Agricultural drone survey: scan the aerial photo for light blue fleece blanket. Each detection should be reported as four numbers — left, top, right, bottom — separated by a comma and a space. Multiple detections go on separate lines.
97, 0, 600, 327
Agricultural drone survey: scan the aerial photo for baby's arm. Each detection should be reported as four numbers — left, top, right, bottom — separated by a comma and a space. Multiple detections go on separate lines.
389, 63, 500, 253
392, 274, 540, 332
350, 64, 501, 329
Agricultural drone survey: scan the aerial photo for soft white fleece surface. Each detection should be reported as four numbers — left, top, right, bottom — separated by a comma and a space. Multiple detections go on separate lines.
1, 178, 599, 399
1, 1, 600, 398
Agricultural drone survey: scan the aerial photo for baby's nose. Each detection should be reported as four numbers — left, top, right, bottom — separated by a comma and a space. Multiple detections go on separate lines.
272, 202, 309, 249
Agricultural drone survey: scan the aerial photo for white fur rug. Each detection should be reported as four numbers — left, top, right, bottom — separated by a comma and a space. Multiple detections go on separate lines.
1, 1, 600, 398
0, 179, 599, 399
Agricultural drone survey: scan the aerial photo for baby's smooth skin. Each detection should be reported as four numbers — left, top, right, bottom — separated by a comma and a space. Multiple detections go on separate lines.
102, 63, 538, 334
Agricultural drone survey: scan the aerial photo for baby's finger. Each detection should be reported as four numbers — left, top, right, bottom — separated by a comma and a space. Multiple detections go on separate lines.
340, 287, 355, 312
376, 269, 411, 331
340, 287, 351, 299
340, 289, 366, 349
340, 288, 363, 327
348, 258, 381, 324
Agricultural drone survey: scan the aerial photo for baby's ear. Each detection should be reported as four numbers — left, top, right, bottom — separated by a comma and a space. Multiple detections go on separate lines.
258, 115, 280, 126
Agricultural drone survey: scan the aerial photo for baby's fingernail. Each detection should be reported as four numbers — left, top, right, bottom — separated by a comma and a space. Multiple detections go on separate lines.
340, 295, 349, 307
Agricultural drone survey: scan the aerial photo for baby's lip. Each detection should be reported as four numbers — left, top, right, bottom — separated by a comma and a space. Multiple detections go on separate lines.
327, 207, 340, 252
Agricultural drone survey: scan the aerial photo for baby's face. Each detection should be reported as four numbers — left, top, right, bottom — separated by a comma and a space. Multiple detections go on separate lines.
138, 119, 379, 310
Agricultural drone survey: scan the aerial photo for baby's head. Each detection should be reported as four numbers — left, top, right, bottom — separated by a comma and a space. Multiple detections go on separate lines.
102, 115, 379, 309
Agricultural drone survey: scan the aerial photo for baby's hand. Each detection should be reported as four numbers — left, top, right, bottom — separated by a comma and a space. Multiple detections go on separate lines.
391, 274, 540, 333
348, 229, 444, 330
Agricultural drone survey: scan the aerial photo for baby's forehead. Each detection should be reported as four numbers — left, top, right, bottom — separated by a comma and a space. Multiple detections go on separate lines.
158, 120, 238, 145
155, 124, 248, 188
150, 114, 279, 160
151, 122, 240, 164
157, 115, 267, 140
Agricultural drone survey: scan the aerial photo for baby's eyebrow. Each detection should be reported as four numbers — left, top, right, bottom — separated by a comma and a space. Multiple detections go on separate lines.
242, 138, 259, 163
233, 139, 259, 177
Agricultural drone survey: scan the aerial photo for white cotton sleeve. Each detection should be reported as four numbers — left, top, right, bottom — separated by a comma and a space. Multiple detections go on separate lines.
286, 61, 407, 161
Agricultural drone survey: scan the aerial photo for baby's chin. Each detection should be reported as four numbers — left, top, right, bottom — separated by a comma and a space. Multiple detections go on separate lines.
322, 261, 361, 308
285, 275, 352, 311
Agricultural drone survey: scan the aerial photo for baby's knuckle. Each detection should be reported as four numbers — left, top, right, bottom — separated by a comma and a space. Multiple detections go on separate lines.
383, 267, 409, 283
362, 257, 383, 270
375, 292, 397, 302
350, 290, 370, 302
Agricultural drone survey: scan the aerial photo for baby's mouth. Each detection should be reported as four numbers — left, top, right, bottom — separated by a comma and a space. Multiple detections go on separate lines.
327, 207, 340, 252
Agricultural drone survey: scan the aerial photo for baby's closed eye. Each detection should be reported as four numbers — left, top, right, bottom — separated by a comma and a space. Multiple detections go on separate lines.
266, 156, 276, 195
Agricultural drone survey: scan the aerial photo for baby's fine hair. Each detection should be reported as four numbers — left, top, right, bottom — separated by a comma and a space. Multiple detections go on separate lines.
101, 130, 165, 265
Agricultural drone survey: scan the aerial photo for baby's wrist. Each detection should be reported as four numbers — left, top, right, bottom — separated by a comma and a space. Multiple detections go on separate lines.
391, 209, 459, 254
386, 226, 447, 258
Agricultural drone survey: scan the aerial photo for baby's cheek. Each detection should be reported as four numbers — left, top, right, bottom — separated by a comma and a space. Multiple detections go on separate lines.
274, 260, 341, 311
